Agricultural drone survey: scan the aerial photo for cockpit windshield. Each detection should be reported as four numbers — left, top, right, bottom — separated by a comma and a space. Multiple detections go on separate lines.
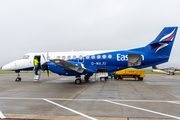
22, 55, 30, 59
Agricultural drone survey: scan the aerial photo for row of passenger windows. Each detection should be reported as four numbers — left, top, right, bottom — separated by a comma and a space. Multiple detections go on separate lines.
51, 54, 113, 60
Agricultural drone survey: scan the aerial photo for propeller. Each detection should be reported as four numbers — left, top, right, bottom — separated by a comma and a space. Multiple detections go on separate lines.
42, 62, 49, 77
42, 54, 49, 77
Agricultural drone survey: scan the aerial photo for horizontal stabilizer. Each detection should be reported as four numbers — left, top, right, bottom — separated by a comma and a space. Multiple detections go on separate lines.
150, 40, 172, 46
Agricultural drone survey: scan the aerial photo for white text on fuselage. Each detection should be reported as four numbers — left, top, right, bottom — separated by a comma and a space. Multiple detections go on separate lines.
91, 62, 107, 65
117, 54, 144, 61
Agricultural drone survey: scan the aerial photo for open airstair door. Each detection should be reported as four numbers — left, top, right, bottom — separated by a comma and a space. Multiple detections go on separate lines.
128, 54, 141, 67
34, 55, 42, 69
33, 55, 42, 81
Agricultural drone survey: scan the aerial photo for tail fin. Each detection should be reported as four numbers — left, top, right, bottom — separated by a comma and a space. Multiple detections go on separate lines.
145, 27, 178, 57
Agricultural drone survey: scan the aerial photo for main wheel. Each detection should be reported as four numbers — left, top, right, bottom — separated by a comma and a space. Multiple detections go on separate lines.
75, 79, 82, 85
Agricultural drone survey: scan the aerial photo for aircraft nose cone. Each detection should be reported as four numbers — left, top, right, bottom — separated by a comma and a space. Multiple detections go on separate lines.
2, 65, 9, 71
2, 62, 15, 71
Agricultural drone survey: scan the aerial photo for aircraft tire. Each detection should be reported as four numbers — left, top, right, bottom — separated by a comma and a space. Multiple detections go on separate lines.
84, 76, 89, 82
75, 79, 82, 85
15, 77, 21, 82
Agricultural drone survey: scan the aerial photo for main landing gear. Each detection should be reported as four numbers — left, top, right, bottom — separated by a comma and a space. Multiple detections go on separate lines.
75, 77, 89, 85
75, 78, 82, 84
84, 73, 93, 83
15, 72, 21, 82
75, 74, 92, 85
84, 76, 89, 82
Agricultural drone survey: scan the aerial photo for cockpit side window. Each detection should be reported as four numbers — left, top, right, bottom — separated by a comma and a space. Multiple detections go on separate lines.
22, 55, 30, 59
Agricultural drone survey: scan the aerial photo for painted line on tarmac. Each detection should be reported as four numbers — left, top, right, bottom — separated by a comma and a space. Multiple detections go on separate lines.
168, 101, 180, 105
43, 99, 97, 120
0, 97, 180, 103
0, 111, 6, 119
104, 100, 180, 119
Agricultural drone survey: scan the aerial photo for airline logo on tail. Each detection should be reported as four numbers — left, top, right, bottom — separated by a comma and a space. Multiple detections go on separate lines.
156, 28, 176, 53
159, 28, 176, 42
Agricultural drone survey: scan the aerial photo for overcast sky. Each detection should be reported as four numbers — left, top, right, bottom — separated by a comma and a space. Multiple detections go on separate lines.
0, 0, 180, 68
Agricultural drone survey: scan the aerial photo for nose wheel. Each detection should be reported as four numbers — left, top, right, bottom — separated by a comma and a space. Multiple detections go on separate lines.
15, 77, 21, 81
15, 73, 21, 82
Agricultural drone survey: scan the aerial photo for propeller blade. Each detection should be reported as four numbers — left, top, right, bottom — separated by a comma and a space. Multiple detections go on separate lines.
42, 62, 49, 77
47, 68, 49, 77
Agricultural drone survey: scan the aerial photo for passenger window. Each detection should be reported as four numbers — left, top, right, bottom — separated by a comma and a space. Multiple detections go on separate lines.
97, 55, 101, 59
68, 56, 71, 60
91, 55, 95, 59
102, 55, 106, 59
108, 54, 112, 59
86, 55, 90, 59
79, 55, 83, 60
73, 55, 76, 60
62, 56, 66, 60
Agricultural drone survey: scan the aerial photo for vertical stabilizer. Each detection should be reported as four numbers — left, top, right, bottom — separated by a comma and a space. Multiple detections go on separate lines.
145, 27, 178, 57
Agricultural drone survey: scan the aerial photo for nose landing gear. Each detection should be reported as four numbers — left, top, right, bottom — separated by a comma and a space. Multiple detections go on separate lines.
15, 72, 21, 82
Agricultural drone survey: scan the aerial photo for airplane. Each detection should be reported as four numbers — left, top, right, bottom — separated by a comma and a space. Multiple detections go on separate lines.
1, 27, 178, 84
152, 65, 180, 75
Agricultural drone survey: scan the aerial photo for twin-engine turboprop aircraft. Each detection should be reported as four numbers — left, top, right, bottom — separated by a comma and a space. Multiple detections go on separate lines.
2, 27, 178, 84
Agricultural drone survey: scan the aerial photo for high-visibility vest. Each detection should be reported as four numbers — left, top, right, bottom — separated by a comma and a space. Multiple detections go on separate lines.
34, 59, 39, 66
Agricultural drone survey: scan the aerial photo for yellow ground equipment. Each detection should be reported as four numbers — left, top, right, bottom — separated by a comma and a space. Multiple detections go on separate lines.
115, 69, 145, 81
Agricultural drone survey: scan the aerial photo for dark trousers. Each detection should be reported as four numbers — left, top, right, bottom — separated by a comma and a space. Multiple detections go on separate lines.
34, 65, 39, 75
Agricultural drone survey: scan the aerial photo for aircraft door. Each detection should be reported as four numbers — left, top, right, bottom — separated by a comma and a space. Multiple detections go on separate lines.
34, 55, 42, 69
78, 53, 84, 63
128, 54, 141, 66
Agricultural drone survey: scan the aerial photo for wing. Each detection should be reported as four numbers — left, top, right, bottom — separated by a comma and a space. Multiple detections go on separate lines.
50, 59, 86, 73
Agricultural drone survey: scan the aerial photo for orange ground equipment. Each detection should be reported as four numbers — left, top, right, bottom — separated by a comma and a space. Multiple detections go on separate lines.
115, 69, 145, 81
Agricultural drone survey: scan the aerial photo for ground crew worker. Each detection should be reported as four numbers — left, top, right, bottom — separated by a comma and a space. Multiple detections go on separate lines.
34, 57, 39, 75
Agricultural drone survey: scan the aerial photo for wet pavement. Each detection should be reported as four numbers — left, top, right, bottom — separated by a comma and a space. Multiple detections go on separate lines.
0, 73, 180, 120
